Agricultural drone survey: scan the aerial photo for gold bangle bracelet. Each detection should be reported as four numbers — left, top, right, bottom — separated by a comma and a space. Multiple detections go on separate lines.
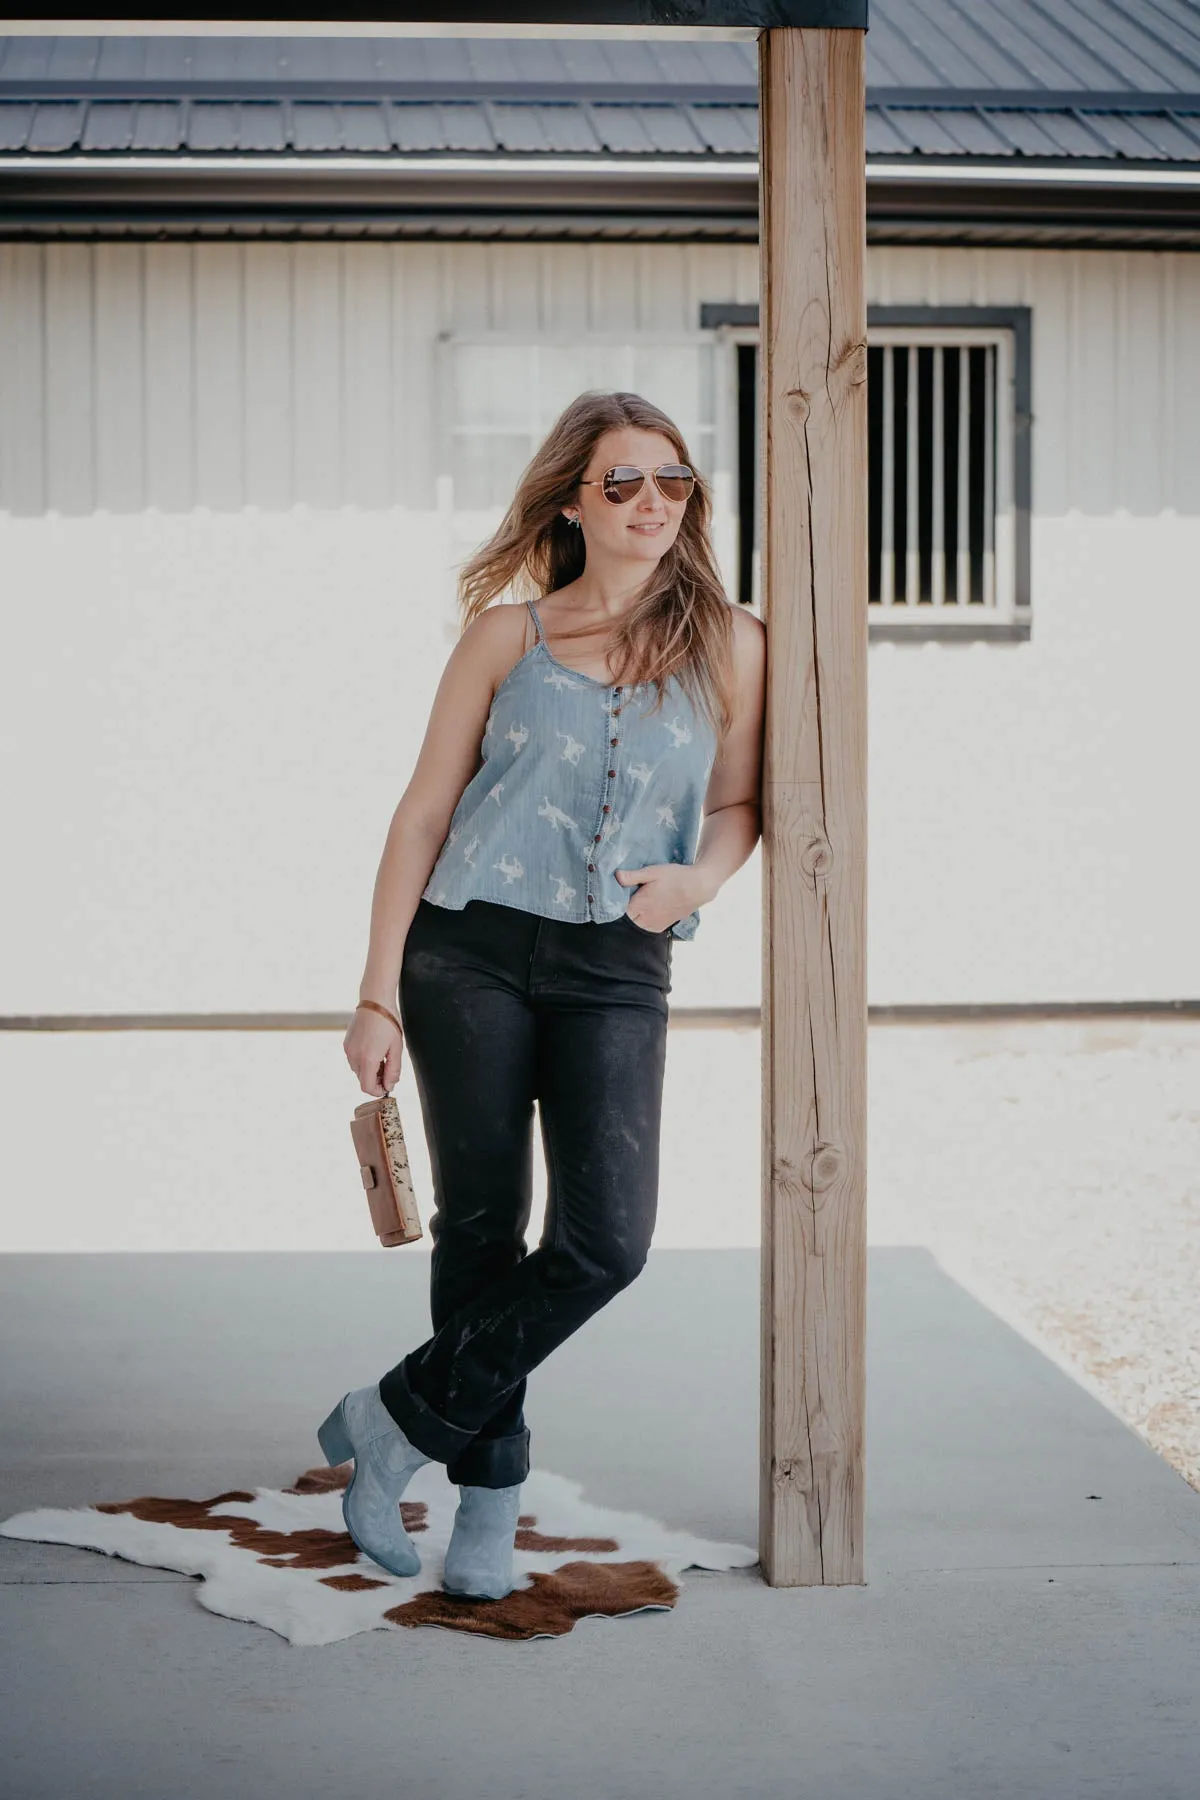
356, 998, 402, 1036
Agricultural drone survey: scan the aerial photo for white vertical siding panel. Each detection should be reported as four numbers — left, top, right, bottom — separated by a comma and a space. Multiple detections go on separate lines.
734, 241, 759, 306
1076, 253, 1118, 516
880, 247, 927, 305
391, 245, 440, 510
1030, 250, 1070, 518
541, 246, 591, 335
243, 243, 292, 510
1174, 256, 1200, 517
0, 244, 46, 516
292, 245, 343, 508
1067, 252, 1085, 514
1124, 254, 1162, 517
691, 243, 737, 313
652, 240, 683, 328
1113, 252, 1129, 513
342, 246, 393, 511
44, 245, 95, 516
1161, 254, 1177, 515
449, 244, 491, 333
679, 243, 701, 334
487, 244, 542, 335
144, 244, 195, 512
536, 245, 554, 338
194, 245, 245, 512
93, 244, 144, 513
595, 245, 644, 332
977, 247, 1023, 306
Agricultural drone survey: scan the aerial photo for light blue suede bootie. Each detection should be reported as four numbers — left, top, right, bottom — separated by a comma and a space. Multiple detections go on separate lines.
317, 1384, 432, 1579
442, 1482, 525, 1601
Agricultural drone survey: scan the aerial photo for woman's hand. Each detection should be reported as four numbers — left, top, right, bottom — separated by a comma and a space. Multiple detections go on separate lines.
615, 863, 713, 933
344, 1005, 404, 1098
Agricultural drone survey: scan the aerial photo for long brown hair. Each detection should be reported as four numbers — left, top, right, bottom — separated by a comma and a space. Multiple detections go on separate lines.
457, 390, 735, 739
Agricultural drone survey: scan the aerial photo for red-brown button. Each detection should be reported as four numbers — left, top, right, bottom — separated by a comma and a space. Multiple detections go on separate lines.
610, 737, 618, 747
607, 768, 616, 778
602, 804, 610, 813
587, 863, 595, 872
593, 833, 602, 843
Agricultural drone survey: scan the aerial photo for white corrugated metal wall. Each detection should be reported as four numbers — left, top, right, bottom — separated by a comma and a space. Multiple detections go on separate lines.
1, 239, 1198, 1016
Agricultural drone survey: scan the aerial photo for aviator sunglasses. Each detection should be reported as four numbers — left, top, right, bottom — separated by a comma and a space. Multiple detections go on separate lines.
578, 463, 696, 505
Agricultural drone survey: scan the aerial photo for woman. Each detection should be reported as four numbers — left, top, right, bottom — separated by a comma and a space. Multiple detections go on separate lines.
324, 390, 765, 1602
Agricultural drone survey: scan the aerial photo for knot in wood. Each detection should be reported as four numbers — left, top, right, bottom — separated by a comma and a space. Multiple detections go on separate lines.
803, 1142, 843, 1193
785, 387, 811, 424
801, 834, 834, 881
835, 338, 869, 390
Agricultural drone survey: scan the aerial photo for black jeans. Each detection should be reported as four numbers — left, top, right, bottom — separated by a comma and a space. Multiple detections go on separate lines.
378, 897, 672, 1488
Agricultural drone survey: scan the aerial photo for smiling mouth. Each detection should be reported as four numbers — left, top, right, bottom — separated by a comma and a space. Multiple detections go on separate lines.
629, 522, 664, 533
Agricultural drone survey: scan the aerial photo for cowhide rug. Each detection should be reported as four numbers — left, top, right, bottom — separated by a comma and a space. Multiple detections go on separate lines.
0, 1458, 758, 1644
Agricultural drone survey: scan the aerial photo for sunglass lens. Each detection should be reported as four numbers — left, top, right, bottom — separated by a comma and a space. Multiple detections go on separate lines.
654, 465, 695, 501
602, 467, 647, 504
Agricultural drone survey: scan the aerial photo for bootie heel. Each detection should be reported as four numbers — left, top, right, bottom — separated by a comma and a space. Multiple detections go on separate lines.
317, 1403, 354, 1468
442, 1482, 525, 1601
317, 1384, 433, 1580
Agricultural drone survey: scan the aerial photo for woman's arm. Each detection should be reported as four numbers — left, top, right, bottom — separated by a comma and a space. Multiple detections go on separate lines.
688, 604, 766, 903
615, 604, 765, 930
347, 605, 525, 1093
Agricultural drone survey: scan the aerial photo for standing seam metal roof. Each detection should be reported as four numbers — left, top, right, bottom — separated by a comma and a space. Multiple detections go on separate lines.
1, 4, 1199, 164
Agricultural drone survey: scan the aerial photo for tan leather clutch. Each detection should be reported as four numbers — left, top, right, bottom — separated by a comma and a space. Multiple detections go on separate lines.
350, 1094, 423, 1247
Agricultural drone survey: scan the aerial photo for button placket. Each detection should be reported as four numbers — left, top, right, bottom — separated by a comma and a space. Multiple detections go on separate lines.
587, 684, 623, 915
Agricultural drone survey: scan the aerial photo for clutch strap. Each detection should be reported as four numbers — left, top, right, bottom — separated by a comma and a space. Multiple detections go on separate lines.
357, 998, 402, 1035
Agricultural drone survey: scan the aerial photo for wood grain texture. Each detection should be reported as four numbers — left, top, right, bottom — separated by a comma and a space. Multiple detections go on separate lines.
758, 27, 868, 1586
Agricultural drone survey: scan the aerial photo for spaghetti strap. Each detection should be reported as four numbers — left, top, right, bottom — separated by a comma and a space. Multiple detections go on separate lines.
523, 597, 545, 645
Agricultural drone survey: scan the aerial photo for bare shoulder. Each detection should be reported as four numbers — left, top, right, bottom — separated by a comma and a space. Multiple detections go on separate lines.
728, 603, 766, 681
729, 602, 766, 650
455, 599, 533, 693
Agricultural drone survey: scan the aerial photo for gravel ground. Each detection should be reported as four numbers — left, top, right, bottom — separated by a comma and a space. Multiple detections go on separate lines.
865, 1016, 1200, 1494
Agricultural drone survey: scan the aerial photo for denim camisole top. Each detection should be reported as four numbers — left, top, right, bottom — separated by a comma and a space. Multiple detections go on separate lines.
421, 597, 718, 941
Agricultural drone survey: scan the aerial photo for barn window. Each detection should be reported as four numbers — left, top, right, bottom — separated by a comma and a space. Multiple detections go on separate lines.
868, 324, 1018, 616
437, 334, 718, 527
705, 303, 1032, 637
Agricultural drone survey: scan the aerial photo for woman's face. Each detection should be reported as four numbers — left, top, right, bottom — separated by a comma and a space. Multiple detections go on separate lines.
567, 426, 690, 575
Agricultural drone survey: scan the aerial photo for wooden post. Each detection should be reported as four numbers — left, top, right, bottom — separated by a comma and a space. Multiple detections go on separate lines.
758, 26, 868, 1587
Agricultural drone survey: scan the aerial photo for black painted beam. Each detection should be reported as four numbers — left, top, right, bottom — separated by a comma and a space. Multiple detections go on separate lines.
330, 4, 867, 22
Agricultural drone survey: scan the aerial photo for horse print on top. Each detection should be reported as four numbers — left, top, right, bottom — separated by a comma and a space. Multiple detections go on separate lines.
421, 598, 719, 942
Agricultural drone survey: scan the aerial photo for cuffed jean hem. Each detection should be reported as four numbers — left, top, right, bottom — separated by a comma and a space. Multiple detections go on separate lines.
379, 1360, 528, 1490
446, 1428, 531, 1490
377, 1361, 476, 1466
377, 1358, 531, 1487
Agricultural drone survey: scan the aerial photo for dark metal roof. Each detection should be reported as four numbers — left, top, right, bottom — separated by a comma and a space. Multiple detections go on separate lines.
0, 9, 1199, 165
1, 10, 1199, 246
3, 95, 1199, 163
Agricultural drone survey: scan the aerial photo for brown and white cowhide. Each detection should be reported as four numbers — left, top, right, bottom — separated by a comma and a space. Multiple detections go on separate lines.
0, 1459, 758, 1644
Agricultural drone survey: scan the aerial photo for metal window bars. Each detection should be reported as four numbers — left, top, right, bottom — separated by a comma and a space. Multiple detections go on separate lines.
869, 326, 1015, 618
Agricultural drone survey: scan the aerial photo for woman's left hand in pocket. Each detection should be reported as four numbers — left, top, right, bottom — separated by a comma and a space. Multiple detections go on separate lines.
615, 863, 709, 933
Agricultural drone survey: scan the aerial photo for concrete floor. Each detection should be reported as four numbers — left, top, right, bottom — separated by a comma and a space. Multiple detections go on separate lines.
2, 1248, 1198, 1800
